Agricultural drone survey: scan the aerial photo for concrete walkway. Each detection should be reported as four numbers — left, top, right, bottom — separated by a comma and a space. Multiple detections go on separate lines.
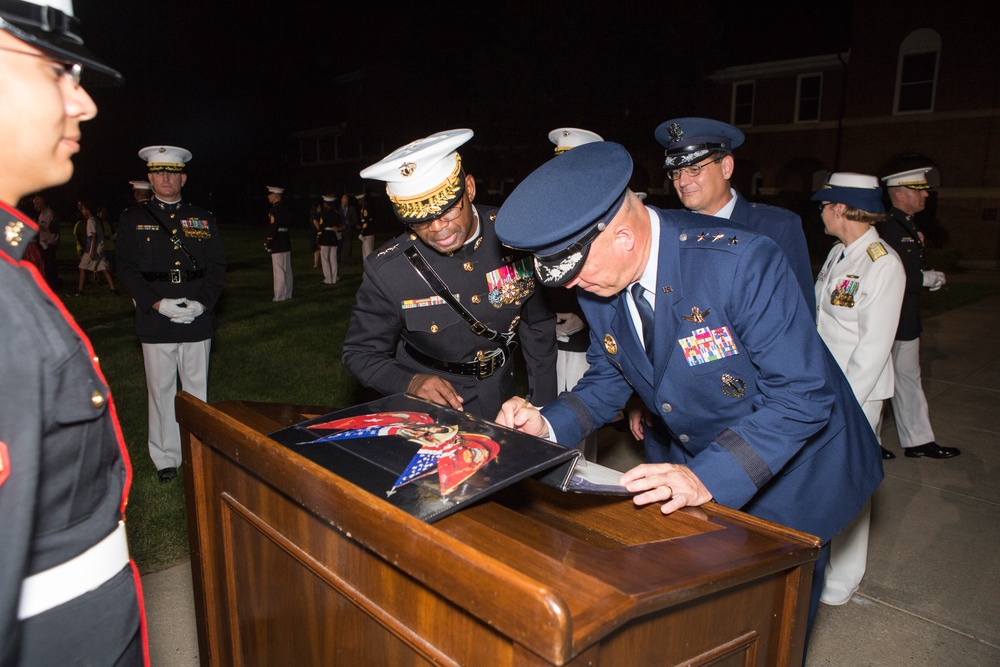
141, 270, 1000, 666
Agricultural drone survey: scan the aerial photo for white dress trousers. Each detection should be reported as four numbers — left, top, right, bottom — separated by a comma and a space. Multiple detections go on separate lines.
271, 251, 293, 301
142, 339, 211, 470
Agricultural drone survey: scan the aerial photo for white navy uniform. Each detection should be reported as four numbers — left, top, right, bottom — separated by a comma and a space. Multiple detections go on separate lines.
814, 226, 904, 604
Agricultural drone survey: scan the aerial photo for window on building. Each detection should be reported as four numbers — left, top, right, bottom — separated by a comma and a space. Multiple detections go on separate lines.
895, 29, 940, 114
796, 74, 822, 122
732, 81, 754, 126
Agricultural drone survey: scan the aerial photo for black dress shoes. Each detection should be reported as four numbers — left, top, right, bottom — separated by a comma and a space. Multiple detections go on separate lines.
904, 442, 961, 459
881, 446, 896, 460
157, 467, 178, 483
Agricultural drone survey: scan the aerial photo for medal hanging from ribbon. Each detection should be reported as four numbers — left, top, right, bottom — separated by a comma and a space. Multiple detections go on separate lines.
486, 258, 535, 308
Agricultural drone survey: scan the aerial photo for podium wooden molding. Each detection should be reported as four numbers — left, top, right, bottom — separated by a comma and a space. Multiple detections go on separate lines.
176, 392, 819, 666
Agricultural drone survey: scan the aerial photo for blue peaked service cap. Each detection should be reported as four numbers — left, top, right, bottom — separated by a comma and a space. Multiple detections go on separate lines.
495, 141, 632, 287
654, 117, 745, 168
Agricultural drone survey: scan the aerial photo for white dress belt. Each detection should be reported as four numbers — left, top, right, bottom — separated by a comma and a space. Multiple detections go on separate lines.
18, 521, 130, 620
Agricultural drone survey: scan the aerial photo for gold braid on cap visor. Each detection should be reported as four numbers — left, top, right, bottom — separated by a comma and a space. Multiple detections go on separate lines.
388, 156, 463, 220
147, 163, 186, 173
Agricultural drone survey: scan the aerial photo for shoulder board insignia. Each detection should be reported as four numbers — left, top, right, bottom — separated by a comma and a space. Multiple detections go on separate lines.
377, 242, 400, 258
867, 242, 888, 261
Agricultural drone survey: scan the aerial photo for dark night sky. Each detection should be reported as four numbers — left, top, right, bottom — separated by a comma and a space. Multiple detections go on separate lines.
56, 1, 853, 220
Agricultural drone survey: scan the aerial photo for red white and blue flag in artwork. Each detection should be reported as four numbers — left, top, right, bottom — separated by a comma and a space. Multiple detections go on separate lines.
308, 411, 500, 496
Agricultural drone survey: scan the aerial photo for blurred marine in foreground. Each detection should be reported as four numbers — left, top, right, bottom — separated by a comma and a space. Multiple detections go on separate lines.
0, 0, 148, 664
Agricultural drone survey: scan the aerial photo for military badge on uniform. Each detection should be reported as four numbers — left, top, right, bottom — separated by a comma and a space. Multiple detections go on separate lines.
678, 326, 739, 366
180, 218, 210, 240
5, 220, 24, 247
401, 294, 458, 309
683, 306, 710, 323
486, 258, 534, 309
604, 334, 618, 355
830, 277, 859, 307
721, 374, 746, 398
712, 233, 725, 242
728, 235, 739, 245
866, 242, 888, 261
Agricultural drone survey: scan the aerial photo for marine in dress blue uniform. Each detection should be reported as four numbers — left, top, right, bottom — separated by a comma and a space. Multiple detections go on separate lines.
493, 142, 883, 647
0, 2, 147, 663
811, 173, 904, 606
265, 185, 293, 301
655, 117, 816, 314
117, 146, 226, 482
345, 129, 557, 420
875, 167, 959, 459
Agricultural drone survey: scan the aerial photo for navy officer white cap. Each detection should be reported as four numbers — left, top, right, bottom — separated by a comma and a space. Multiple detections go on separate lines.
266, 186, 285, 194
548, 127, 604, 154
360, 129, 473, 223
138, 145, 192, 172
810, 172, 884, 213
128, 179, 151, 190
881, 167, 932, 190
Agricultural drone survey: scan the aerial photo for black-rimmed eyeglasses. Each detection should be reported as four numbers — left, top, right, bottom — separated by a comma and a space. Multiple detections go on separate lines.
817, 202, 833, 213
666, 156, 724, 181
0, 45, 82, 87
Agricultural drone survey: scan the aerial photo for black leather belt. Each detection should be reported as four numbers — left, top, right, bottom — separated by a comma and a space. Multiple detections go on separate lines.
404, 342, 513, 379
141, 268, 205, 283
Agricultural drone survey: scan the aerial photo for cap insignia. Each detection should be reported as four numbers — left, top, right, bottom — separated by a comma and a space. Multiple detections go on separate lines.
400, 162, 416, 177
667, 123, 684, 143
390, 156, 463, 220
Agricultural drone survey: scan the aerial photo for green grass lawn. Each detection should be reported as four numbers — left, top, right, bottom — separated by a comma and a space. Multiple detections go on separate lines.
56, 227, 1000, 573
60, 223, 382, 572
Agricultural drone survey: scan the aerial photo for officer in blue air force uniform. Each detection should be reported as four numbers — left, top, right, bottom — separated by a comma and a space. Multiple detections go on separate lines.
654, 117, 816, 314
343, 129, 557, 420
493, 142, 883, 644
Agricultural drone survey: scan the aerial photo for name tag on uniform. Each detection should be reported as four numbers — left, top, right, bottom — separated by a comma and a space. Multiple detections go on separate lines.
678, 326, 739, 367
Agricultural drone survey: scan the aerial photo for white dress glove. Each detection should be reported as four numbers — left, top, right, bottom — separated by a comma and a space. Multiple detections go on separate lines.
185, 300, 206, 319
555, 312, 585, 342
922, 270, 946, 291
158, 298, 195, 324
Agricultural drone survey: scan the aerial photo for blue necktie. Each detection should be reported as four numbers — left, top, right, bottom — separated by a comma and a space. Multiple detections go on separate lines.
631, 282, 654, 356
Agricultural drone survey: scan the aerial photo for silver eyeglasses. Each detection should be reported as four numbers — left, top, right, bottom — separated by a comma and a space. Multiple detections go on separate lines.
0, 45, 82, 87
666, 156, 725, 181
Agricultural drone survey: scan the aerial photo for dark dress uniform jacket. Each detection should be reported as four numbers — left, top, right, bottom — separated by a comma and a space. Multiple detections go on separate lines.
541, 208, 883, 543
876, 207, 924, 341
728, 191, 816, 314
318, 209, 342, 246
265, 201, 292, 253
117, 199, 226, 344
342, 205, 558, 419
0, 203, 144, 665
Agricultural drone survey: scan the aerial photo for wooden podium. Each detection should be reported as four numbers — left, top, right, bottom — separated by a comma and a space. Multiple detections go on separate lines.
176, 392, 819, 667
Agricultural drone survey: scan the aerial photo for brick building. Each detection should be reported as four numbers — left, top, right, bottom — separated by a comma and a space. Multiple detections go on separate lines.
696, 1, 999, 267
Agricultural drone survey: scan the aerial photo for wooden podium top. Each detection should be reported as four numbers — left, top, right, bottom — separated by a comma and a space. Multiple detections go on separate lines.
177, 394, 820, 666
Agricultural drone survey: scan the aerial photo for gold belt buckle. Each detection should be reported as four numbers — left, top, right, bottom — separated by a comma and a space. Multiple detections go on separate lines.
169, 269, 182, 283
475, 350, 498, 379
